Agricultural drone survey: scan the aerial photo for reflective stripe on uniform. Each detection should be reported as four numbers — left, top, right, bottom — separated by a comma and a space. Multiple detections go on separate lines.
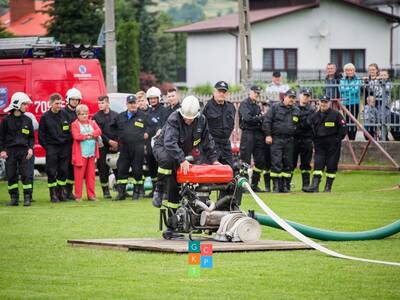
262, 170, 270, 175
157, 167, 172, 175
281, 172, 292, 178
313, 170, 323, 176
117, 179, 128, 184
8, 183, 18, 190
270, 172, 280, 178
151, 177, 158, 182
325, 173, 336, 178
57, 180, 66, 186
301, 170, 311, 174
48, 182, 57, 188
101, 182, 109, 187
66, 179, 74, 185
162, 200, 179, 209
22, 184, 32, 189
253, 166, 263, 174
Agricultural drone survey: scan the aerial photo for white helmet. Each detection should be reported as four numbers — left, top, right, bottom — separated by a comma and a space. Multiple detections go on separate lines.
4, 92, 32, 112
179, 95, 200, 119
106, 152, 120, 169
66, 88, 82, 104
146, 86, 161, 100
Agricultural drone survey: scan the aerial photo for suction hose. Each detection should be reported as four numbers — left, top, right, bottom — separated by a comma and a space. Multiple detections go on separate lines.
255, 214, 400, 241
237, 177, 400, 267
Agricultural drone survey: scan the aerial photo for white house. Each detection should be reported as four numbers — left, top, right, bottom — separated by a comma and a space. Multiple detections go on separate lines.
168, 0, 400, 87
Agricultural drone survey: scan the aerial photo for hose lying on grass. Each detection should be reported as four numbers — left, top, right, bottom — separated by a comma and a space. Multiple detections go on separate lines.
237, 178, 400, 267
255, 214, 400, 241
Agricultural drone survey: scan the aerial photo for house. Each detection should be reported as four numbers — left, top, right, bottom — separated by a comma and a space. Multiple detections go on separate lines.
0, 0, 51, 37
167, 0, 400, 87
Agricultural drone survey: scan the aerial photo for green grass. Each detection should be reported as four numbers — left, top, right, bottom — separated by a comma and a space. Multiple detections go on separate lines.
0, 170, 399, 299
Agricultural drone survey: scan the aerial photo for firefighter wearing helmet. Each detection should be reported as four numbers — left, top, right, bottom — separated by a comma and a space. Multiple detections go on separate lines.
0, 92, 35, 206
152, 95, 219, 239
144, 86, 168, 198
63, 87, 82, 200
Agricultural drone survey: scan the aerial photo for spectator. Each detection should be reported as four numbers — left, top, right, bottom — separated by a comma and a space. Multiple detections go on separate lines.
325, 63, 342, 99
363, 63, 383, 109
266, 71, 290, 102
165, 88, 181, 118
363, 96, 378, 140
136, 91, 150, 112
339, 63, 361, 140
71, 104, 102, 202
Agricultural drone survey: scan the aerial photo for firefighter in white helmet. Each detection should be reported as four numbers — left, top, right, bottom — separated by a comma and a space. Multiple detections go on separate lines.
152, 95, 219, 238
0, 92, 35, 206
144, 86, 168, 198
62, 87, 82, 200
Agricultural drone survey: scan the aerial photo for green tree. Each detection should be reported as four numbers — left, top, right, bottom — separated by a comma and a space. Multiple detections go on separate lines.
0, 20, 12, 38
44, 0, 104, 44
116, 21, 140, 92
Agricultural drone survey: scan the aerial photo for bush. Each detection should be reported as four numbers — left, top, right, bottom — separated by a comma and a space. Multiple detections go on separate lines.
192, 83, 213, 95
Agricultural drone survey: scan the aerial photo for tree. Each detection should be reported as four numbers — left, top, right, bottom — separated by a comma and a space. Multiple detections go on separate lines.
116, 21, 140, 92
43, 0, 104, 44
0, 20, 12, 38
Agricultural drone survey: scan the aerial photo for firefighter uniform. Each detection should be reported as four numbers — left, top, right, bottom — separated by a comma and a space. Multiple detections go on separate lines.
111, 98, 149, 200
304, 96, 347, 193
262, 90, 299, 193
203, 82, 236, 167
293, 90, 315, 191
166, 103, 181, 119
0, 113, 34, 206
63, 106, 77, 200
146, 103, 168, 193
39, 109, 72, 202
239, 88, 265, 192
93, 109, 119, 198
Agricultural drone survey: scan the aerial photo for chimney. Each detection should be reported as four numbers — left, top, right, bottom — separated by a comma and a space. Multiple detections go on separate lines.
9, 0, 35, 23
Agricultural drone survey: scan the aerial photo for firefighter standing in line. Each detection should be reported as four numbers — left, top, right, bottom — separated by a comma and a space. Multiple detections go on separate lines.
63, 87, 82, 200
261, 102, 272, 192
93, 95, 119, 199
111, 95, 149, 200
145, 86, 168, 197
304, 95, 347, 193
263, 89, 299, 193
0, 92, 34, 206
292, 88, 315, 191
203, 81, 236, 168
165, 88, 181, 118
238, 85, 266, 192
152, 96, 219, 238
38, 93, 72, 202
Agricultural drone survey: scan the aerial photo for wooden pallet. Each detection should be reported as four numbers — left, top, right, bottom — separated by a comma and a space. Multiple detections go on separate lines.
67, 238, 313, 253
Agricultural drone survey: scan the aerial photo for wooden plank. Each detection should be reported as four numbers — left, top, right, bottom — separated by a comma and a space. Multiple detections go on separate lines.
67, 238, 313, 253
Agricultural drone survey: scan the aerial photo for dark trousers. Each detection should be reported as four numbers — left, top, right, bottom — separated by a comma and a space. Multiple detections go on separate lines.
152, 144, 180, 205
45, 144, 70, 188
313, 137, 341, 177
240, 130, 266, 171
145, 140, 158, 183
270, 136, 294, 178
97, 147, 118, 185
117, 142, 145, 184
214, 140, 233, 168
345, 104, 359, 140
6, 147, 32, 196
293, 137, 313, 172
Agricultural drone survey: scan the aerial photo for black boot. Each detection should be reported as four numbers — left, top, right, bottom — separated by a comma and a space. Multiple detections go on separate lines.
301, 172, 310, 191
324, 177, 335, 192
65, 184, 75, 201
281, 178, 290, 193
303, 176, 321, 193
264, 172, 271, 192
251, 171, 264, 193
162, 208, 183, 239
115, 184, 126, 201
57, 186, 67, 202
7, 193, 19, 206
23, 192, 32, 206
132, 184, 140, 200
272, 178, 280, 193
49, 187, 60, 203
101, 185, 112, 199
139, 184, 145, 198
146, 185, 155, 198
152, 183, 164, 208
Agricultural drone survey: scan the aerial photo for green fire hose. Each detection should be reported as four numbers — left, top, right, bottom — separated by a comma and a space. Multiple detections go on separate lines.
255, 213, 400, 241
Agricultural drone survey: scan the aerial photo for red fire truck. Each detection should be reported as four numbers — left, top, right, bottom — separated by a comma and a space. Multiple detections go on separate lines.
0, 37, 107, 168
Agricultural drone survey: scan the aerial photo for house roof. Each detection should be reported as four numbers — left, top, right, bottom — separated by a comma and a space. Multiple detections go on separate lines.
0, 1, 51, 36
167, 0, 400, 33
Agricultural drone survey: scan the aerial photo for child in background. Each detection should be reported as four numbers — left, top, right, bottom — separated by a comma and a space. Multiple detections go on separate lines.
71, 104, 102, 201
363, 96, 378, 140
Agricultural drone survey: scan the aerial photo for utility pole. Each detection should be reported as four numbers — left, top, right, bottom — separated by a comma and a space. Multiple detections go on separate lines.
238, 0, 253, 88
105, 0, 118, 92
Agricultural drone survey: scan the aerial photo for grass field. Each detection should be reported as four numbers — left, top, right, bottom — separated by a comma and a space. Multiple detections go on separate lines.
0, 170, 399, 300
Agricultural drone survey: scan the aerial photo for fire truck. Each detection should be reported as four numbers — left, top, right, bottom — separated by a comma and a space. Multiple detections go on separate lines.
0, 37, 107, 175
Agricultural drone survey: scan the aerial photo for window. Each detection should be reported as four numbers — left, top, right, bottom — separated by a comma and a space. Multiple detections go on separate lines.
330, 49, 365, 72
262, 49, 297, 71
